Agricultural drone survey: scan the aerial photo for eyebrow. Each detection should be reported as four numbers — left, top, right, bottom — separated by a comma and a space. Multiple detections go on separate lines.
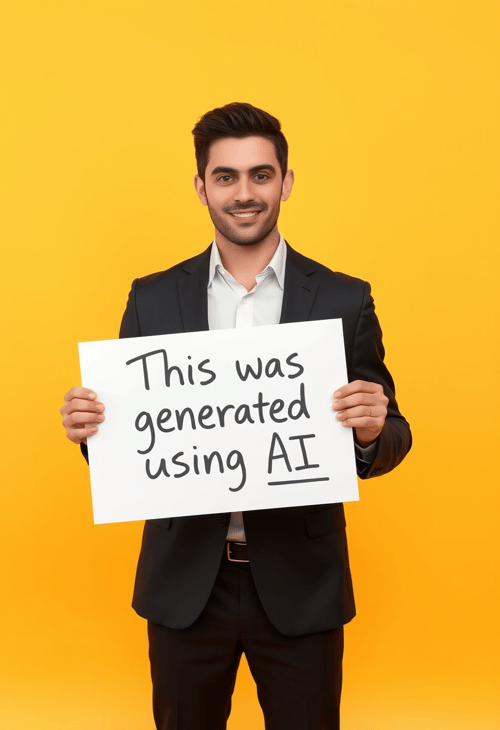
210, 164, 277, 177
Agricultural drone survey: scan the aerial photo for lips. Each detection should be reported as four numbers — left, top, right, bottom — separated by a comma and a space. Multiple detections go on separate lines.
231, 211, 260, 218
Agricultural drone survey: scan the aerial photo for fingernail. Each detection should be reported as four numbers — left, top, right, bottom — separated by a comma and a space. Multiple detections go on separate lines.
88, 392, 97, 400
334, 391, 341, 398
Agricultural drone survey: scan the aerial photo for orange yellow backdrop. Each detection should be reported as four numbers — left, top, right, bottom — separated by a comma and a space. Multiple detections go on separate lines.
1, 1, 498, 728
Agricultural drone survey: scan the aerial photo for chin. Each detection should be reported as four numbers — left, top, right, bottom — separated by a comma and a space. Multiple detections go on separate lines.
226, 222, 278, 247
209, 207, 278, 247
230, 234, 268, 246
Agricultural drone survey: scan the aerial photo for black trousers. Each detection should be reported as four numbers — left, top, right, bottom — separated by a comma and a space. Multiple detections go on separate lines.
148, 549, 344, 730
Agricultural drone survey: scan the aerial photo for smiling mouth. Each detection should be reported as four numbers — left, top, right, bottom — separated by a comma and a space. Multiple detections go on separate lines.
231, 211, 261, 218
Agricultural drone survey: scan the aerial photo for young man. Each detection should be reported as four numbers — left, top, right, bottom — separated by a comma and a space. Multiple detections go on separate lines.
61, 102, 411, 730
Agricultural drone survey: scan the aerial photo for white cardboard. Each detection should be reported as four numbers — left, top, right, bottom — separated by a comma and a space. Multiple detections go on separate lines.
79, 319, 359, 524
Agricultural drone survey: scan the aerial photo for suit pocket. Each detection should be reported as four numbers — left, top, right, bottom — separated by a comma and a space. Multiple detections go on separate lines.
304, 507, 346, 538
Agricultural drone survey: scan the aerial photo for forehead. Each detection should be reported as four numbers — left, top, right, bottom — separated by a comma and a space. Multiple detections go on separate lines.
206, 136, 279, 173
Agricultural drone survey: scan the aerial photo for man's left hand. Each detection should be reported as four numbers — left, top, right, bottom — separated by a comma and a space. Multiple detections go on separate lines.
333, 380, 389, 446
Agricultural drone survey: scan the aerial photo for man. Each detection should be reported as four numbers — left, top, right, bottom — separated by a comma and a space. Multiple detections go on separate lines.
61, 102, 411, 730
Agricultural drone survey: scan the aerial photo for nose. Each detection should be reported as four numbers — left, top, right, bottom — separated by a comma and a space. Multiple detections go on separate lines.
234, 176, 255, 203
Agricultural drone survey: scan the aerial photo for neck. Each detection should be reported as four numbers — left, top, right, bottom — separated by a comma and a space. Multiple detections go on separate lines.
215, 229, 280, 292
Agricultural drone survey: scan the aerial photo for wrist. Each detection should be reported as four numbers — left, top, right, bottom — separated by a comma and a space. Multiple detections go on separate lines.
354, 430, 379, 447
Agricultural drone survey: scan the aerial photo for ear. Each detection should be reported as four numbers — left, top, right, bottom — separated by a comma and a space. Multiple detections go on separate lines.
280, 169, 294, 201
194, 175, 208, 205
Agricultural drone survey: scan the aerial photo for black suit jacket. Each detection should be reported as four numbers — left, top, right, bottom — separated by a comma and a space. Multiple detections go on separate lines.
84, 242, 411, 636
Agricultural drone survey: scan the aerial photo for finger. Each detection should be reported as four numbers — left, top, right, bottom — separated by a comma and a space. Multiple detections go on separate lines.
63, 386, 98, 403
332, 392, 385, 411
335, 405, 386, 422
339, 413, 385, 429
66, 425, 99, 444
333, 381, 383, 399
60, 398, 105, 416
62, 411, 105, 428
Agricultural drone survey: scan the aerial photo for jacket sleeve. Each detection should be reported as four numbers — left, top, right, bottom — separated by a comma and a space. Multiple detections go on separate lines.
350, 281, 412, 479
119, 279, 141, 338
80, 279, 140, 464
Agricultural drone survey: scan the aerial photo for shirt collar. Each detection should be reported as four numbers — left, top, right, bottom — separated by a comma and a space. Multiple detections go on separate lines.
208, 234, 287, 289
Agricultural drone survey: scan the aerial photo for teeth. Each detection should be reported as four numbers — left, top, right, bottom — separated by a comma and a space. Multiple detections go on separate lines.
233, 212, 258, 217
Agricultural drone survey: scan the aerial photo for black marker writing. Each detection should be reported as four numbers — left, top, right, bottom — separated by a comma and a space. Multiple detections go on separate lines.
235, 352, 305, 382
267, 432, 322, 476
144, 446, 246, 491
126, 349, 216, 390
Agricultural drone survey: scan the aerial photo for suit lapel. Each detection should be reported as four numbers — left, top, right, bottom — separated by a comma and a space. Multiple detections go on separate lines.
177, 246, 211, 332
176, 242, 319, 331
280, 243, 319, 324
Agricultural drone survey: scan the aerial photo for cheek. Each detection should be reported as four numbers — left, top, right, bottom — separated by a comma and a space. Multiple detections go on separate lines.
267, 193, 282, 210
208, 192, 228, 211
268, 185, 284, 203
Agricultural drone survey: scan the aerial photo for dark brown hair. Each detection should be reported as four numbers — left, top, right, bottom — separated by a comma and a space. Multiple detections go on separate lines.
192, 102, 288, 181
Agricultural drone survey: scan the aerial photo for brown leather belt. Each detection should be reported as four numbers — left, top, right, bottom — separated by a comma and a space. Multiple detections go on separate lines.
226, 541, 249, 563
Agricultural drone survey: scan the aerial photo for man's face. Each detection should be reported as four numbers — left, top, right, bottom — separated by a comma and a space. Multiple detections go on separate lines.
194, 136, 293, 247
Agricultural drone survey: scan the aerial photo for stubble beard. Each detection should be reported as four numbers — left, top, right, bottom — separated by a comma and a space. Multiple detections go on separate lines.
207, 202, 281, 246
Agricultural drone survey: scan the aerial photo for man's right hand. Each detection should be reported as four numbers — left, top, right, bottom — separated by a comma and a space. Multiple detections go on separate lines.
60, 387, 105, 445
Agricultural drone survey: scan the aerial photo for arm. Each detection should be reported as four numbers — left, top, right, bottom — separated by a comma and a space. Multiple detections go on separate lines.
333, 282, 412, 478
62, 280, 140, 462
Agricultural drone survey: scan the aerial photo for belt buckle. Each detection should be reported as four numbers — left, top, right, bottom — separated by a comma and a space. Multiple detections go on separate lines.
227, 541, 249, 563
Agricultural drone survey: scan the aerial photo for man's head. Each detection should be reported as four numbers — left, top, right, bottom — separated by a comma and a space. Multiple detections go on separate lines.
192, 102, 288, 183
192, 103, 293, 248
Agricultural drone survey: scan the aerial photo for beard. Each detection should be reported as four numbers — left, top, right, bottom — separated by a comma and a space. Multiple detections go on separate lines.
206, 200, 281, 246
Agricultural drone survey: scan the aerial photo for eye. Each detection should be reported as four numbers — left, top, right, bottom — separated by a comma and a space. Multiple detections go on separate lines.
254, 173, 270, 181
216, 175, 233, 183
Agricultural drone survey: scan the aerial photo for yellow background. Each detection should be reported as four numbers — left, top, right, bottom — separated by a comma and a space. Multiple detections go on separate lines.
1, 1, 499, 728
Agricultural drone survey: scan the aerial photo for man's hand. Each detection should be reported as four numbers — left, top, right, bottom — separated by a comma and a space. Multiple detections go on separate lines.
332, 380, 388, 446
60, 387, 105, 445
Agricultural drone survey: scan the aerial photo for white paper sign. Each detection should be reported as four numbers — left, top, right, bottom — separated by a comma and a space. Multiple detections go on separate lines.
79, 319, 358, 524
